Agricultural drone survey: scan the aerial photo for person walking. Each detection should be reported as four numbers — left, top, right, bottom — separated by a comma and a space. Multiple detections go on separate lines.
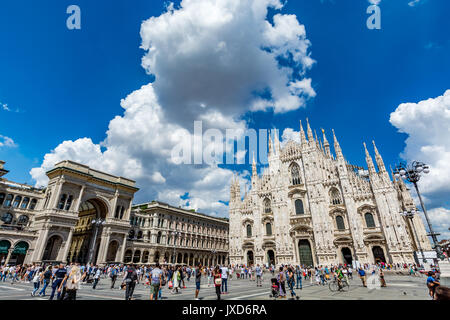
287, 267, 298, 299
31, 267, 42, 296
122, 264, 138, 300
194, 263, 202, 300
38, 266, 52, 297
255, 264, 262, 287
92, 266, 101, 289
358, 267, 367, 287
278, 267, 286, 299
213, 266, 222, 300
378, 268, 386, 287
221, 264, 229, 294
171, 266, 180, 294
110, 265, 118, 289
58, 265, 82, 300
49, 264, 67, 300
150, 263, 163, 300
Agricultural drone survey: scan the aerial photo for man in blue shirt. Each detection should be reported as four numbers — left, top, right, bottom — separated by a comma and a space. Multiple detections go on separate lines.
49, 263, 67, 300
358, 268, 367, 287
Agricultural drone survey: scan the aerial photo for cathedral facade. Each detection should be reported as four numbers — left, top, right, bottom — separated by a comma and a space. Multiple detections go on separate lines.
229, 120, 432, 267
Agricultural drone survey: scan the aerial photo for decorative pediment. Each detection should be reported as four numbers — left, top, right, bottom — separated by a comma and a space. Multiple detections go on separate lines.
329, 207, 346, 216
289, 224, 313, 235
287, 187, 307, 198
242, 241, 254, 249
333, 236, 352, 244
363, 234, 385, 243
242, 218, 254, 226
357, 204, 376, 214
262, 240, 277, 249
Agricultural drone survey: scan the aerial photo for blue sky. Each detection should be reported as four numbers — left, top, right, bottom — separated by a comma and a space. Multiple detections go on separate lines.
0, 0, 449, 237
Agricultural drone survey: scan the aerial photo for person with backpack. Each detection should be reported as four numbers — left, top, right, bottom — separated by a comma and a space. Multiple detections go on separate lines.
92, 265, 101, 289
122, 264, 138, 300
150, 263, 163, 300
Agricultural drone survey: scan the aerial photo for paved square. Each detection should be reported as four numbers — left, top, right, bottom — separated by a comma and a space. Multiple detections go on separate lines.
0, 272, 430, 300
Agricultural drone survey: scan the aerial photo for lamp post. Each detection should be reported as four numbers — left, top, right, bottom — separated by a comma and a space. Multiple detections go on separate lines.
88, 218, 106, 264
400, 208, 426, 265
172, 231, 181, 265
394, 161, 443, 261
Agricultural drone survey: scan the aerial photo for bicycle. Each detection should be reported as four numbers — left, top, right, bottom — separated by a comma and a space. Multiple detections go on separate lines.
328, 278, 349, 292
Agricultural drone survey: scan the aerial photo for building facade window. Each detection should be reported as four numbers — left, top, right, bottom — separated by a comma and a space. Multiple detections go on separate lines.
364, 212, 376, 228
264, 198, 271, 214
266, 223, 272, 236
20, 197, 30, 209
1, 212, 13, 224
4, 194, 13, 207
0, 193, 5, 206
246, 224, 252, 238
12, 196, 22, 208
336, 215, 345, 230
29, 199, 37, 210
295, 199, 304, 215
290, 162, 302, 185
330, 188, 342, 205
58, 194, 67, 210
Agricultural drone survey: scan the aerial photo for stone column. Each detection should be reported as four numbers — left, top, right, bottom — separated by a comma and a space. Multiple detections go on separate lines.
119, 234, 127, 263
74, 185, 86, 212
97, 229, 111, 264
32, 227, 50, 262
60, 228, 74, 262
4, 248, 13, 266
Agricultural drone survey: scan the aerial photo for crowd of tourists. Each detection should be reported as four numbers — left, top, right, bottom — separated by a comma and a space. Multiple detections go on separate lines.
0, 261, 447, 300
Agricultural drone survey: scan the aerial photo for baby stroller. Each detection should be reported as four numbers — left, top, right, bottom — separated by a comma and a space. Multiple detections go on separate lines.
269, 278, 280, 299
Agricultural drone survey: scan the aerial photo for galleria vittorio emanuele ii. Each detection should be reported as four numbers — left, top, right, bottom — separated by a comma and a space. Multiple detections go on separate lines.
229, 120, 432, 267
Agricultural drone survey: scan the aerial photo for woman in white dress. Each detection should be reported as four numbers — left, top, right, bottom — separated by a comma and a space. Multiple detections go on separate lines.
58, 265, 82, 300
172, 266, 180, 293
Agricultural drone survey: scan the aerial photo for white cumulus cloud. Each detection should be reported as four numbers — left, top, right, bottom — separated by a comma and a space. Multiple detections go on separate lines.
30, 0, 315, 217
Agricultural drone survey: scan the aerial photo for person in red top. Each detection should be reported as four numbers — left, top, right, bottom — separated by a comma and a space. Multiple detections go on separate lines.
213, 266, 222, 300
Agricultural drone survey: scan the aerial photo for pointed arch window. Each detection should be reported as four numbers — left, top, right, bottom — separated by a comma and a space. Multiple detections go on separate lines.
330, 188, 342, 205
246, 224, 252, 238
336, 215, 345, 230
295, 199, 304, 215
364, 212, 376, 228
263, 198, 271, 214
290, 163, 302, 185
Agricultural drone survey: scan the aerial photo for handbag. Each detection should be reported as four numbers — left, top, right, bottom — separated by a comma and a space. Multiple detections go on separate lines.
215, 277, 222, 286
168, 280, 173, 289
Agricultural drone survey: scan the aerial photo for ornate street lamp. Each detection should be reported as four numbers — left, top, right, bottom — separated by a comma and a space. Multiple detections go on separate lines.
400, 208, 426, 265
88, 218, 106, 264
172, 231, 181, 264
394, 161, 444, 260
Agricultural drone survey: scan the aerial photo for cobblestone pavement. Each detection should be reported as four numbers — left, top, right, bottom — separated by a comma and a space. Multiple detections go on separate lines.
0, 272, 430, 300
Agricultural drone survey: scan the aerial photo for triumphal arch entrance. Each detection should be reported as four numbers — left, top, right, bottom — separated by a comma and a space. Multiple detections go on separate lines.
30, 160, 139, 265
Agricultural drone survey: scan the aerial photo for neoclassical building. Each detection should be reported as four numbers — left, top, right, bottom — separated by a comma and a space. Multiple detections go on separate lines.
0, 160, 138, 265
124, 202, 229, 266
0, 160, 229, 266
229, 120, 432, 267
